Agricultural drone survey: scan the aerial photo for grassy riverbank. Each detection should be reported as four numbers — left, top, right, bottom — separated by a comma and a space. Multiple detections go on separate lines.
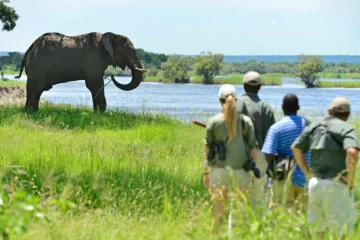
318, 72, 360, 79
0, 79, 26, 87
316, 81, 360, 88
144, 73, 283, 86
1, 105, 360, 239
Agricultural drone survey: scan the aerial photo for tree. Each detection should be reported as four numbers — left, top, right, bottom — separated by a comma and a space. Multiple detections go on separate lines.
0, 0, 19, 31
160, 55, 192, 83
193, 52, 224, 84
296, 55, 323, 88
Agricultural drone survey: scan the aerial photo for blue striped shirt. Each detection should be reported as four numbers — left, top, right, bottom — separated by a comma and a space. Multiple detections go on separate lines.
261, 115, 311, 189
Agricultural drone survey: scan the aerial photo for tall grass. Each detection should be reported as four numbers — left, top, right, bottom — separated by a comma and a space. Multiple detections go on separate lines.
0, 105, 360, 239
316, 81, 360, 88
318, 72, 360, 79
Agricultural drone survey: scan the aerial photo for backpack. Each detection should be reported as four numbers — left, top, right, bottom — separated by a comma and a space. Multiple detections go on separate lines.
266, 116, 311, 181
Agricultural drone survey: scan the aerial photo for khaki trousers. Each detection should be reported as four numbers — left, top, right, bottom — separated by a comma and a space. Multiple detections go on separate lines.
249, 149, 269, 213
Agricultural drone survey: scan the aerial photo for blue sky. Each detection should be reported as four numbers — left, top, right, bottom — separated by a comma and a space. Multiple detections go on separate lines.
1, 0, 359, 55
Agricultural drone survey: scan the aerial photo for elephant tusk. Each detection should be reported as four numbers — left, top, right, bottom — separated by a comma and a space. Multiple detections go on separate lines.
134, 67, 147, 73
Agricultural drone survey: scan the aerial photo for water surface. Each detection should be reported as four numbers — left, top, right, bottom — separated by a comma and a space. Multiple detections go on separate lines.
4, 75, 360, 122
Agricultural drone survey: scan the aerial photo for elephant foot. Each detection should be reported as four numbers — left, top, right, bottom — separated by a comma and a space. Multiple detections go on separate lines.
24, 99, 40, 113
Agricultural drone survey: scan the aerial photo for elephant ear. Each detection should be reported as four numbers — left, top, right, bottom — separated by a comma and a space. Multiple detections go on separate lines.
101, 32, 115, 64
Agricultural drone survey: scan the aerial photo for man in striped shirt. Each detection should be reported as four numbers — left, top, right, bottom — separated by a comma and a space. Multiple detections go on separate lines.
261, 94, 311, 211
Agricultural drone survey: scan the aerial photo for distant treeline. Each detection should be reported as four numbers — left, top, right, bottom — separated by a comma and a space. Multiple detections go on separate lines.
220, 61, 360, 75
1, 50, 360, 77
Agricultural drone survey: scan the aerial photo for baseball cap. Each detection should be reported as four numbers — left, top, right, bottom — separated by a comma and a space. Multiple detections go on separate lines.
218, 84, 237, 99
328, 96, 350, 113
243, 71, 261, 86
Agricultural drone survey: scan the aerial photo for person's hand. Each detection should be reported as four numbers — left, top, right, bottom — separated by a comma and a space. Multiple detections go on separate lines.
203, 172, 210, 188
305, 172, 313, 181
339, 176, 354, 190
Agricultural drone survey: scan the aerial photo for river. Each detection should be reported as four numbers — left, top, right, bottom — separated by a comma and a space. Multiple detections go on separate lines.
4, 74, 360, 122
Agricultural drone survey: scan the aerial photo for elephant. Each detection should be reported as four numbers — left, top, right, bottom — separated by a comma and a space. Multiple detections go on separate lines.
15, 32, 146, 112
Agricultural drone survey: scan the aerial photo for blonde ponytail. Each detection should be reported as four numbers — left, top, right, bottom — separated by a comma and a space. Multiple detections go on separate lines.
223, 95, 238, 140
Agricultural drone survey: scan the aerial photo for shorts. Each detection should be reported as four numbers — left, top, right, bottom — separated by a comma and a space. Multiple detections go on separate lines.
210, 167, 252, 189
308, 177, 357, 234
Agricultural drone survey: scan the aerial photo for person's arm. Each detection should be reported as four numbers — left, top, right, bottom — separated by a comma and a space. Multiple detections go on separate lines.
203, 146, 210, 188
291, 126, 312, 179
250, 148, 258, 164
261, 125, 278, 165
345, 147, 358, 190
244, 116, 259, 164
203, 120, 214, 188
342, 128, 360, 189
291, 145, 312, 179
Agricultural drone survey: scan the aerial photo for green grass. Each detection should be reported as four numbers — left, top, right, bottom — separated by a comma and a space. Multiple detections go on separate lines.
318, 72, 360, 79
0, 79, 26, 87
145, 73, 282, 85
1, 105, 360, 239
191, 73, 282, 85
0, 69, 20, 75
316, 81, 360, 88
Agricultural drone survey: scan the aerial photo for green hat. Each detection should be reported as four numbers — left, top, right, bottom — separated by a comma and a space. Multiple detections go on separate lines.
243, 71, 261, 86
328, 96, 350, 113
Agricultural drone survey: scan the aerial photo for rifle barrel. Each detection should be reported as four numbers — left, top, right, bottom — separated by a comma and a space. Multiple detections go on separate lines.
192, 120, 206, 128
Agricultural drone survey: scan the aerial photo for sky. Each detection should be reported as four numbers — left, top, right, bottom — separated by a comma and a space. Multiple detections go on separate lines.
0, 0, 359, 55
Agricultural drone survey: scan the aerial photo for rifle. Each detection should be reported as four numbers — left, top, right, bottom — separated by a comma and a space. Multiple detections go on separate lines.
192, 120, 206, 128
192, 119, 261, 178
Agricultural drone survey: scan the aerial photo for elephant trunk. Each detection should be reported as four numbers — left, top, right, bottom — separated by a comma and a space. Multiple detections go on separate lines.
111, 60, 145, 91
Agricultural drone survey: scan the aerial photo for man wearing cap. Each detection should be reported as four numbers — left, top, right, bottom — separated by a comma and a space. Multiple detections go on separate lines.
291, 96, 359, 238
237, 71, 276, 211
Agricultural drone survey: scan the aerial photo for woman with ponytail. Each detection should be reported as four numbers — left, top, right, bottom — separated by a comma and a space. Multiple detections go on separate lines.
203, 84, 259, 234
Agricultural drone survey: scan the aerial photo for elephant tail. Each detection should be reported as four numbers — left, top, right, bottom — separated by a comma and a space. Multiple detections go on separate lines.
15, 39, 38, 79
14, 58, 26, 79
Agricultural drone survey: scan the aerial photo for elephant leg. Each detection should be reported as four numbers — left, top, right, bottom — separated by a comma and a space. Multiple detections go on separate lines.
25, 79, 42, 112
85, 79, 106, 112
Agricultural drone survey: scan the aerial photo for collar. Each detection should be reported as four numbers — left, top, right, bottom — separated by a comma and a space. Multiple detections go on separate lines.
243, 92, 260, 101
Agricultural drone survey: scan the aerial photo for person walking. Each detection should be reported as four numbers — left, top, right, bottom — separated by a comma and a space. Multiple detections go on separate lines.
291, 96, 359, 239
203, 84, 259, 234
261, 94, 310, 211
237, 71, 276, 211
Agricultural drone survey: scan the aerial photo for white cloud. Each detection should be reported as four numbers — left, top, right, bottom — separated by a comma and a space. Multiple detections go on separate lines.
270, 21, 278, 25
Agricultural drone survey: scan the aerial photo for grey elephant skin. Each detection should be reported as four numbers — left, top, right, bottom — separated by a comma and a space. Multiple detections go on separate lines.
15, 32, 146, 112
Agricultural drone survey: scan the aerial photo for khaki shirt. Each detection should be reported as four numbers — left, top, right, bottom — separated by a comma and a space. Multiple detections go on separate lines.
204, 113, 258, 169
237, 92, 276, 149
293, 115, 360, 179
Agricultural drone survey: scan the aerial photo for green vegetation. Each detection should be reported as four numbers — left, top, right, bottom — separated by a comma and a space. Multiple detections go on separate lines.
191, 73, 282, 85
0, 52, 22, 73
316, 81, 360, 88
0, 79, 26, 86
0, 0, 19, 31
193, 52, 224, 84
145, 73, 282, 85
0, 105, 360, 239
157, 55, 192, 83
296, 55, 323, 88
318, 72, 360, 79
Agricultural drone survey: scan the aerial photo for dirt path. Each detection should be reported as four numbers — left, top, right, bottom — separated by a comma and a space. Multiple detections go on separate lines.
0, 86, 27, 105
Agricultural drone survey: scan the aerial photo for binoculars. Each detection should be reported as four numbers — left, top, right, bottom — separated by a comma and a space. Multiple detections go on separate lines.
243, 160, 262, 179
